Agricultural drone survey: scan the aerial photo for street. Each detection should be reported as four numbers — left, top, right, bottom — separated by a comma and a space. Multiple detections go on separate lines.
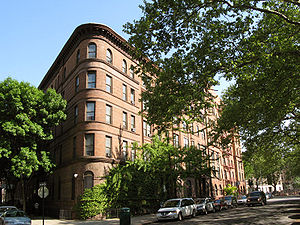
152, 196, 300, 225
32, 196, 300, 225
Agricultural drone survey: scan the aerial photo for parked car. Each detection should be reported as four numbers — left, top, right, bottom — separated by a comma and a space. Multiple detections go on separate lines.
237, 195, 247, 205
195, 197, 216, 214
266, 192, 273, 199
0, 206, 18, 217
0, 209, 31, 225
246, 191, 267, 206
156, 198, 196, 221
224, 195, 238, 208
213, 198, 228, 211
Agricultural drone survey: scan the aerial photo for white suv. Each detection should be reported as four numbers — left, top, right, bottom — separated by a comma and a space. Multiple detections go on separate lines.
156, 198, 196, 221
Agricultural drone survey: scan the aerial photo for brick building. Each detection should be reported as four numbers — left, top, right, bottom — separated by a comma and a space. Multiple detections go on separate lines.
38, 23, 245, 217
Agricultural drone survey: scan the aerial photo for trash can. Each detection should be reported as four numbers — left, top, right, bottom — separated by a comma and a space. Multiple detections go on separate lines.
119, 207, 131, 225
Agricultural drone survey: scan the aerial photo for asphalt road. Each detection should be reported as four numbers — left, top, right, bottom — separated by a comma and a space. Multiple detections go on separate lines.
32, 196, 300, 225
152, 196, 300, 225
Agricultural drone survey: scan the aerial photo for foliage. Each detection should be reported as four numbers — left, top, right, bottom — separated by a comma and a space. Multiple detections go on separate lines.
124, 0, 299, 178
242, 135, 286, 190
0, 78, 67, 177
0, 77, 67, 210
78, 183, 108, 220
223, 184, 238, 196
79, 136, 211, 217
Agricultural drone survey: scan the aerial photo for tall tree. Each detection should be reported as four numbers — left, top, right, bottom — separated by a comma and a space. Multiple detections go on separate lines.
124, 0, 299, 147
0, 78, 67, 211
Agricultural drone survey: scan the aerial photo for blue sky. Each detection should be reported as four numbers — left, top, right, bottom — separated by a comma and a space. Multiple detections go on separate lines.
0, 0, 232, 96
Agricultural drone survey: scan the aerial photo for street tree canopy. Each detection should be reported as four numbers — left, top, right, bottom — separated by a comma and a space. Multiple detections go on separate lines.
0, 78, 66, 178
124, 0, 299, 144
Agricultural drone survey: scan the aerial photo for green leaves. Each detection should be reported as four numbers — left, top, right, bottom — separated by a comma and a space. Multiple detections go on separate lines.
0, 78, 66, 177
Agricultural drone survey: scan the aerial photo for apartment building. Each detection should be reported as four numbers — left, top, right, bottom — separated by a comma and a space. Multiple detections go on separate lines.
38, 23, 245, 217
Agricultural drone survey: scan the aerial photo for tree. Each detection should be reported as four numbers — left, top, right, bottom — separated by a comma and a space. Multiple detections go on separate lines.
223, 184, 238, 196
124, 0, 299, 154
0, 78, 67, 211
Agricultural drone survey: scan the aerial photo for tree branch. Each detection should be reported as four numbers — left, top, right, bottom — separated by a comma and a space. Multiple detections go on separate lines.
221, 0, 300, 26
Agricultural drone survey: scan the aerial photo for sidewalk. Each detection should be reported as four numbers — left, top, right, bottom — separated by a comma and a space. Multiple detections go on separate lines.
32, 214, 157, 225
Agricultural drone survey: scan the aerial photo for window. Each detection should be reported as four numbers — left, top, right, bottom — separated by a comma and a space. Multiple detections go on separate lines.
74, 105, 78, 124
84, 171, 94, 189
86, 102, 95, 121
123, 112, 128, 129
106, 75, 112, 93
105, 136, 112, 157
196, 126, 200, 136
131, 115, 135, 132
122, 141, 128, 160
184, 137, 189, 147
131, 143, 135, 161
87, 71, 96, 88
191, 140, 195, 146
76, 49, 80, 64
130, 65, 134, 79
106, 105, 112, 124
85, 134, 94, 156
143, 121, 152, 137
173, 134, 179, 147
130, 88, 135, 104
122, 60, 127, 74
88, 43, 96, 58
182, 121, 187, 131
106, 49, 112, 63
73, 136, 76, 159
201, 130, 206, 139
122, 84, 127, 101
75, 76, 79, 92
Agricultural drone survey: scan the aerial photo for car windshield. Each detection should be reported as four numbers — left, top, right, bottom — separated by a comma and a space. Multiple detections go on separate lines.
5, 211, 26, 217
249, 192, 261, 197
242, 196, 247, 199
224, 196, 232, 200
215, 200, 221, 203
162, 200, 180, 208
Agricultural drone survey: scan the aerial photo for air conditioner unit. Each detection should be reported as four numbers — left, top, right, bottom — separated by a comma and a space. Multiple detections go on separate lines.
147, 133, 151, 137
106, 153, 111, 158
131, 128, 136, 132
131, 100, 135, 104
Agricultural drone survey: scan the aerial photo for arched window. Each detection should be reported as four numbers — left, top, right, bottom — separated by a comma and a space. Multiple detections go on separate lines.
83, 171, 94, 189
106, 49, 112, 63
215, 184, 218, 196
76, 49, 80, 64
219, 184, 222, 195
122, 60, 127, 74
130, 65, 134, 79
88, 43, 96, 58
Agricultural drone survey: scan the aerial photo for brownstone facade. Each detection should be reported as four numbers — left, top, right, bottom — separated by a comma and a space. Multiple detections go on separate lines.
38, 23, 245, 217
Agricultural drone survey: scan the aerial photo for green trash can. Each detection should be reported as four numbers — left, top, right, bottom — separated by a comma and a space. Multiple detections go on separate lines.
119, 207, 131, 225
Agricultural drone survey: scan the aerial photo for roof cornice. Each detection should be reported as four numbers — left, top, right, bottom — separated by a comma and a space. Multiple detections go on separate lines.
39, 23, 130, 89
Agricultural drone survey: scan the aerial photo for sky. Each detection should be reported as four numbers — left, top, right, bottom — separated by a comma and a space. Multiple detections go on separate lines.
0, 0, 233, 97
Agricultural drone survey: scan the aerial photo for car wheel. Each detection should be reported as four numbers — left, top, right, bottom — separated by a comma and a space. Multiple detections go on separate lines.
212, 207, 216, 213
203, 209, 208, 215
178, 212, 183, 221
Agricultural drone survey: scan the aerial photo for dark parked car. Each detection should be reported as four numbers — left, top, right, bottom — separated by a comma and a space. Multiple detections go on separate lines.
213, 198, 228, 211
195, 197, 216, 214
246, 191, 267, 206
224, 195, 238, 208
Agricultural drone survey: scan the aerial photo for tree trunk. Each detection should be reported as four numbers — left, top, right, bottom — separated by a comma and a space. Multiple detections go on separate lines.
21, 177, 26, 212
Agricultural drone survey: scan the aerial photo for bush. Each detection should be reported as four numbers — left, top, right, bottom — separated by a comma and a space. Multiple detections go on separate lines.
78, 183, 107, 219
